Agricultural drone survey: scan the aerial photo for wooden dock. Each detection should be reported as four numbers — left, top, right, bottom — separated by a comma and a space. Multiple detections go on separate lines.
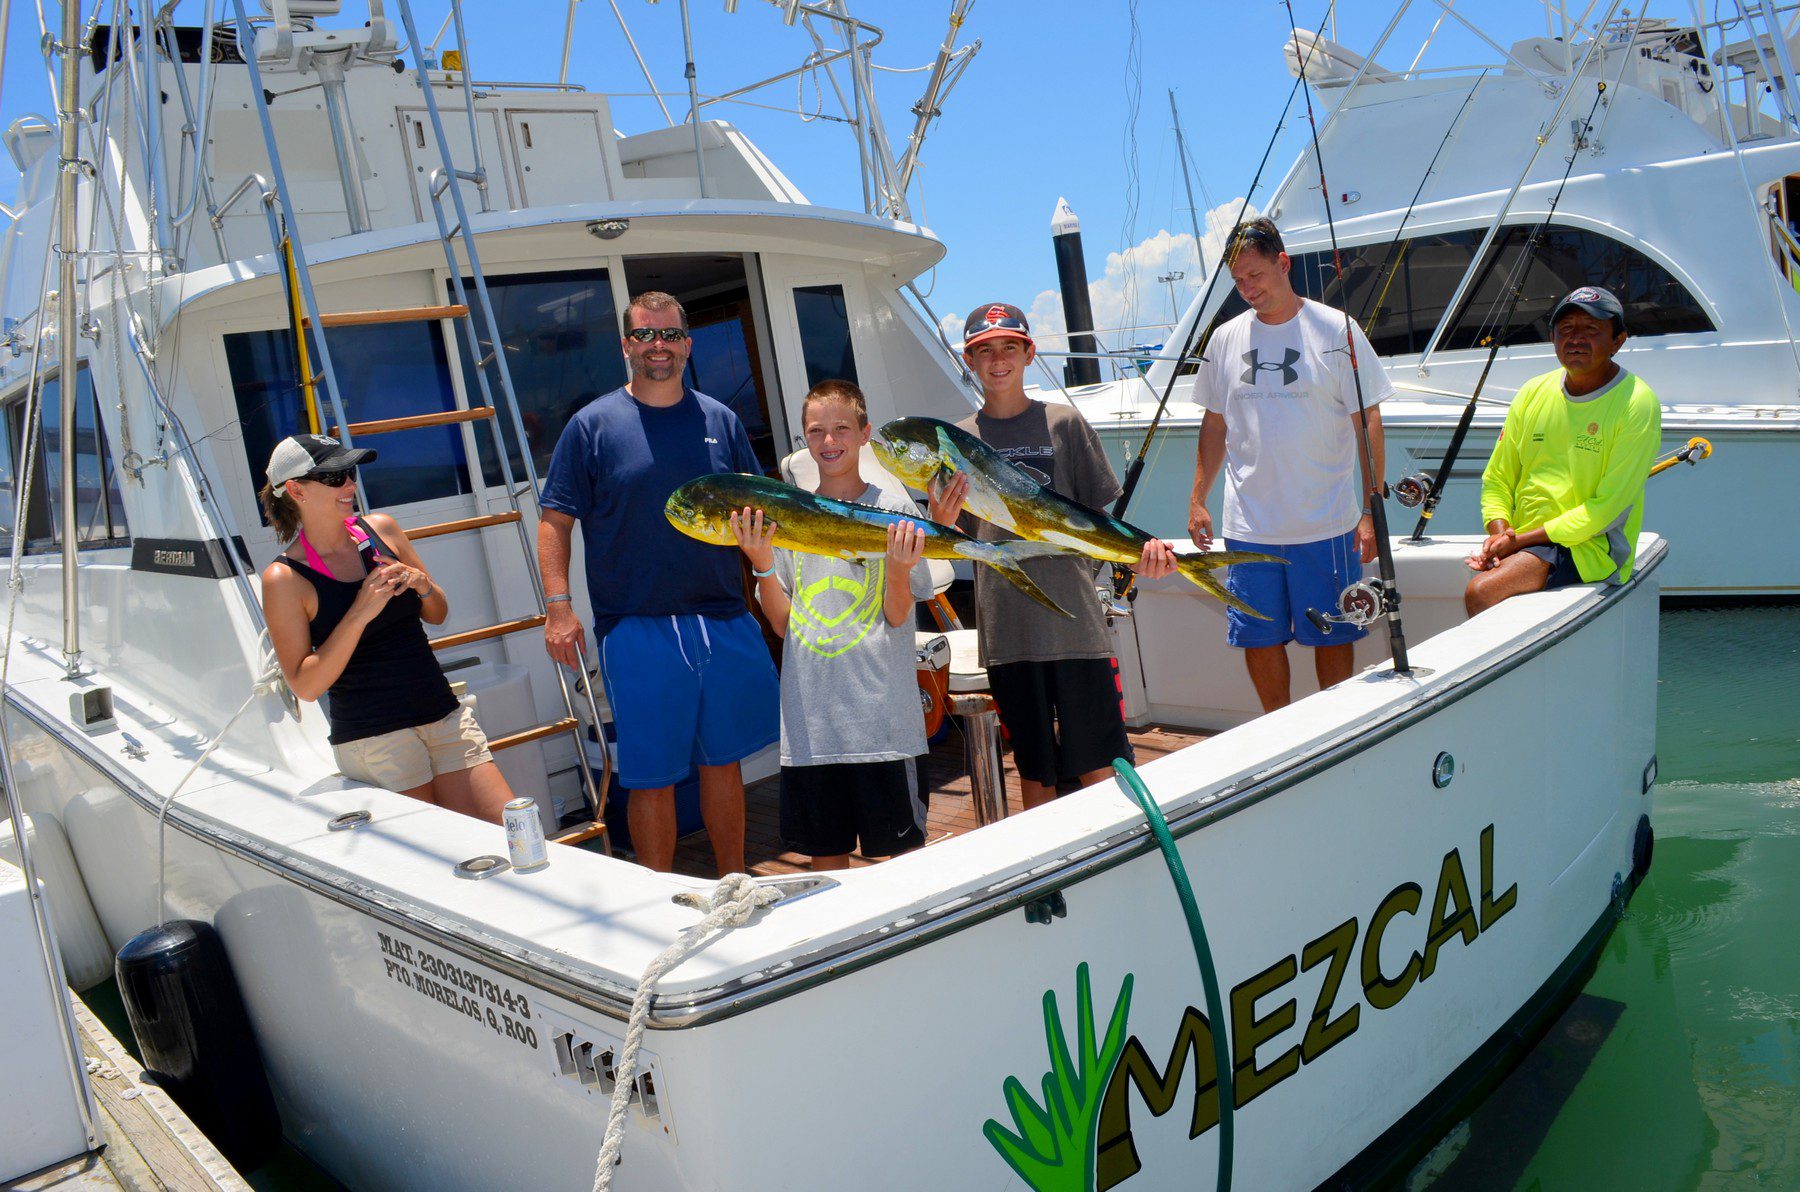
4, 996, 249, 1192
673, 721, 1205, 878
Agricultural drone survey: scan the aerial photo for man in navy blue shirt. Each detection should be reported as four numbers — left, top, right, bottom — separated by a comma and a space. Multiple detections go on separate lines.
538, 291, 778, 875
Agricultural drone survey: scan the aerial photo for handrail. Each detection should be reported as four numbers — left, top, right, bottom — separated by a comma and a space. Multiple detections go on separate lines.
208, 172, 269, 230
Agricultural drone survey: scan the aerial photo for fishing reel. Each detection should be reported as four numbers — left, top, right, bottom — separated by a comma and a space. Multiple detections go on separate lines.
1391, 472, 1433, 509
1305, 579, 1395, 637
1099, 564, 1137, 620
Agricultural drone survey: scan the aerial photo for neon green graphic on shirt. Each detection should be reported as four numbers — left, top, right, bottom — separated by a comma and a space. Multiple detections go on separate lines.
788, 555, 884, 659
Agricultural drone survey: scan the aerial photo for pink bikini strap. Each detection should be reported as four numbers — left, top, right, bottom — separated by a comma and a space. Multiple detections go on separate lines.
296, 528, 336, 580
296, 518, 376, 580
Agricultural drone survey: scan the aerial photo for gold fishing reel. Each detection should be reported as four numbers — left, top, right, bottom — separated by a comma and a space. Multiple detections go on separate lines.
1648, 437, 1712, 478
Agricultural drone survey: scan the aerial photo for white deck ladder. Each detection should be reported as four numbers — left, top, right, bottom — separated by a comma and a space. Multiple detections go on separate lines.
226, 0, 613, 850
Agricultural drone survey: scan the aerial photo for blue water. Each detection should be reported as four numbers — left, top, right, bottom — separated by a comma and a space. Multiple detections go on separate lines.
1501, 605, 1800, 1190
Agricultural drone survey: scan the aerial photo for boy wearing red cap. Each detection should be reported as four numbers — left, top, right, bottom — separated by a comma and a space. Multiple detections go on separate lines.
931, 304, 1174, 809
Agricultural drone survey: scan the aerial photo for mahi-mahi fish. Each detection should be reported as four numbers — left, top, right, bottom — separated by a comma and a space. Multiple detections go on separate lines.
871, 416, 1283, 619
664, 473, 1083, 618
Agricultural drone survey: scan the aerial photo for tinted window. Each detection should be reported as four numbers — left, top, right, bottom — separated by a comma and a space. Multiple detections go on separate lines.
226, 323, 471, 512
3, 402, 53, 550
794, 284, 859, 389
11, 368, 130, 551
1194, 224, 1712, 362
453, 271, 625, 485
0, 405, 15, 551
1440, 225, 1713, 347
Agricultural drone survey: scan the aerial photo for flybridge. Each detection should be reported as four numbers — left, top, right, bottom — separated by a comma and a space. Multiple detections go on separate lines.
17, 1, 981, 275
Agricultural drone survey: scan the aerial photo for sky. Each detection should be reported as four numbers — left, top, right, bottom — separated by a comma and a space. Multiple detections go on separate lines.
0, 1, 1548, 344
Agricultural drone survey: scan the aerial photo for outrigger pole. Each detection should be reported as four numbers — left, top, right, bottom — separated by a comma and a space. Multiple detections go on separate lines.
1355, 69, 1488, 333
1281, 0, 1412, 676
1109, 10, 1334, 522
1407, 80, 1611, 542
54, 0, 83, 676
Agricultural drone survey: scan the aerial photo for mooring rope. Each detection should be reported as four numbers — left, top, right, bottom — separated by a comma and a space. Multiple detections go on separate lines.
592, 872, 782, 1191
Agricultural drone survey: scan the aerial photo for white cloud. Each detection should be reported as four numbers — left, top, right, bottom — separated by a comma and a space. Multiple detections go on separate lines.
942, 200, 1253, 359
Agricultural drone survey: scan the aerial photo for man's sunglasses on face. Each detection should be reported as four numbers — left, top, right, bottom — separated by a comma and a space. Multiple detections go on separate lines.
625, 327, 690, 344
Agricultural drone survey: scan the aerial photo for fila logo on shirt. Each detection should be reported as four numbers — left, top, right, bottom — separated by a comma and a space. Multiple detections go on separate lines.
1241, 347, 1301, 387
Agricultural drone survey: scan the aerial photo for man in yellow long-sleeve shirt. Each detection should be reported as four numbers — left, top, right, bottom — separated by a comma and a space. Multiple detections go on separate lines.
1465, 286, 1662, 615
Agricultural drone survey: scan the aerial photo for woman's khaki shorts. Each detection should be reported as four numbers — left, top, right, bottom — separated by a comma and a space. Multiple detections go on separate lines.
333, 704, 494, 792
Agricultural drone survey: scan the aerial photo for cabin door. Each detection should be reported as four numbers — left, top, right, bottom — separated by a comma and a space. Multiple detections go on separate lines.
621, 254, 786, 473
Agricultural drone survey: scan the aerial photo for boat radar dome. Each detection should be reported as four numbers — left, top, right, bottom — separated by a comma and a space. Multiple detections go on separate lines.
1051, 197, 1080, 236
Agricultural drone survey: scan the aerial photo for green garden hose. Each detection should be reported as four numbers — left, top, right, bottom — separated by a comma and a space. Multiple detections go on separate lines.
1113, 757, 1235, 1192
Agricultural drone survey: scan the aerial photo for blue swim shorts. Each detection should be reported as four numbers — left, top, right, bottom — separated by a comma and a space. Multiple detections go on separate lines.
1522, 543, 1584, 590
598, 612, 779, 790
1224, 531, 1366, 649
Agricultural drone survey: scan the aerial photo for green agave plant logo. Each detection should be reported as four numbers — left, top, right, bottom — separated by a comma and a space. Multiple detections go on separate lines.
982, 963, 1135, 1192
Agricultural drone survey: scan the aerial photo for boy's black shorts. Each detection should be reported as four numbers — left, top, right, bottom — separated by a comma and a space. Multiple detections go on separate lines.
987, 657, 1132, 787
781, 758, 926, 860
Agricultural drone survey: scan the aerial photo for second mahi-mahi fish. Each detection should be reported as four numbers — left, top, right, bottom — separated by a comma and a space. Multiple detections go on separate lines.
665, 473, 1083, 618
872, 416, 1281, 619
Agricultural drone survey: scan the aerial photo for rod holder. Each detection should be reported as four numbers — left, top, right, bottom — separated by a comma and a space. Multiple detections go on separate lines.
949, 693, 1007, 826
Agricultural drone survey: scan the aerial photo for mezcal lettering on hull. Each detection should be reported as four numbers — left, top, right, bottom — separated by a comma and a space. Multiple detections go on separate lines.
1088, 823, 1516, 1191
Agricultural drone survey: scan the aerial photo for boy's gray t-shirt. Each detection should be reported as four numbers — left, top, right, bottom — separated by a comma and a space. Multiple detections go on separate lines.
956, 401, 1120, 667
773, 483, 933, 767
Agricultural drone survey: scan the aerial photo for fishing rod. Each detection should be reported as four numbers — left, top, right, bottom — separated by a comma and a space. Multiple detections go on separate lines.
1355, 69, 1488, 338
1402, 80, 1611, 541
1649, 436, 1712, 477
1281, 0, 1411, 676
1109, 6, 1336, 523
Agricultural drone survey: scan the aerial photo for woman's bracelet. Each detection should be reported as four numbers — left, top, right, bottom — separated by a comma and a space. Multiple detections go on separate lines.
751, 563, 776, 579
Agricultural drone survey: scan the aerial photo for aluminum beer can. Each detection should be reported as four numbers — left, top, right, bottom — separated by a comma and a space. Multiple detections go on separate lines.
503, 797, 549, 872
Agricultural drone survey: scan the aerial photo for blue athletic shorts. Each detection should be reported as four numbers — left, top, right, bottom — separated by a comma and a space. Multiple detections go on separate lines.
1224, 531, 1366, 649
1523, 543, 1584, 590
598, 612, 779, 790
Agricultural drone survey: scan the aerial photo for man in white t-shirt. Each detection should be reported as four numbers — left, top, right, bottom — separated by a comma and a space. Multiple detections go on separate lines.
1186, 218, 1390, 712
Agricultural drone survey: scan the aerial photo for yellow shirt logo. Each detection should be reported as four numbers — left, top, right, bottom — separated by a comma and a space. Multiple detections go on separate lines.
788, 557, 885, 659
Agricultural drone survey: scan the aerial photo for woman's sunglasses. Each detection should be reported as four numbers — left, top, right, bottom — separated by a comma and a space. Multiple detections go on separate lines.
306, 469, 355, 488
624, 326, 689, 344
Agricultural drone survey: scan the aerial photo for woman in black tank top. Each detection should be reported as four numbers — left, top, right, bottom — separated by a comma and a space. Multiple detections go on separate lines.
258, 435, 517, 824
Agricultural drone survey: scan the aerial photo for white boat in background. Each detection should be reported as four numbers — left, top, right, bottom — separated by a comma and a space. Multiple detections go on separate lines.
0, 2, 1659, 1189
1054, 3, 1800, 599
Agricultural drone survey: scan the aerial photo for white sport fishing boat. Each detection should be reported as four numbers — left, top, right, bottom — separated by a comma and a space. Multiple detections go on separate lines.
1, 2, 1659, 1189
1061, 2, 1800, 599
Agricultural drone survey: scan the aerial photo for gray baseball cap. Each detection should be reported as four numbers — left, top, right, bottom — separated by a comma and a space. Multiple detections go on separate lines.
265, 434, 376, 486
1550, 285, 1625, 331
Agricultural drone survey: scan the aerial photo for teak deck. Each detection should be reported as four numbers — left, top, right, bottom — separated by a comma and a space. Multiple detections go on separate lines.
671, 722, 1207, 879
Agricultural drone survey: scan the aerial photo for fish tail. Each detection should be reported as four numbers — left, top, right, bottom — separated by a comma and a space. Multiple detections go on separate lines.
1173, 550, 1284, 620
978, 542, 1076, 618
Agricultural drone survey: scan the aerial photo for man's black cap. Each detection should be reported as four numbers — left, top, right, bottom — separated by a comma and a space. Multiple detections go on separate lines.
1550, 286, 1625, 332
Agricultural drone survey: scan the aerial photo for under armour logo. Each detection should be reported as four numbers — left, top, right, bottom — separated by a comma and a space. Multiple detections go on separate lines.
1241, 348, 1301, 386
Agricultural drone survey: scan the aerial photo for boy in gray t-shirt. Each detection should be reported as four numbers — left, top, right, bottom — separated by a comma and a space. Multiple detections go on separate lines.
931, 303, 1175, 810
731, 381, 933, 870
